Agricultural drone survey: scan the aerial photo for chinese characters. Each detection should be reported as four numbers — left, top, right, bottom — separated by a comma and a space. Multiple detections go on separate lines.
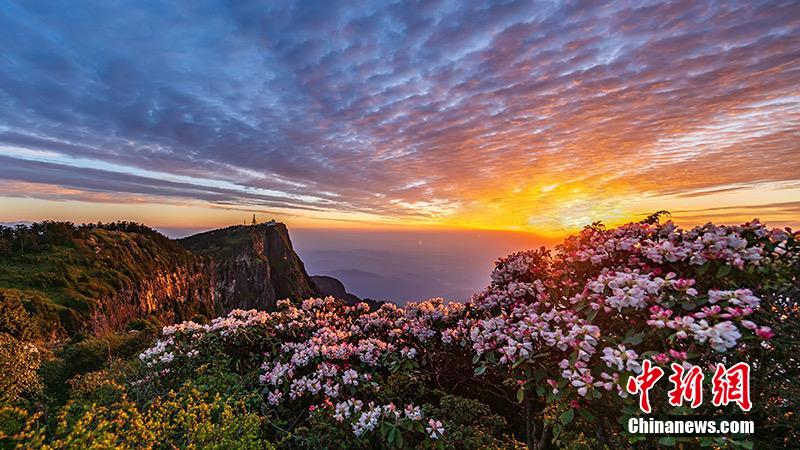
711, 362, 751, 411
627, 360, 751, 413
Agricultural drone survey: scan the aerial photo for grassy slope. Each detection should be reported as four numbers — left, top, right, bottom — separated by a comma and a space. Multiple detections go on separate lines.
177, 224, 255, 258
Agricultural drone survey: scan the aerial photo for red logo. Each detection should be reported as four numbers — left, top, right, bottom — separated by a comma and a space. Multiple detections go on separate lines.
711, 362, 752, 411
626, 359, 664, 414
627, 360, 751, 413
667, 363, 704, 408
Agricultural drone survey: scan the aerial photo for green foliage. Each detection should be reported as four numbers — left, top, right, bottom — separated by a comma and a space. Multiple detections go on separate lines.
0, 334, 43, 405
430, 395, 524, 450
60, 331, 154, 376
37, 330, 156, 408
178, 224, 257, 259
67, 370, 127, 406
0, 288, 62, 341
0, 407, 28, 449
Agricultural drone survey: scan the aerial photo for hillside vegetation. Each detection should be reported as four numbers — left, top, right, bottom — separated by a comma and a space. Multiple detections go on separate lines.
0, 222, 214, 338
1, 216, 798, 449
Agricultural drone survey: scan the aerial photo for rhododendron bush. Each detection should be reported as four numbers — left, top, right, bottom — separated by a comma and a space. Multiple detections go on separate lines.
126, 215, 799, 448
463, 215, 799, 447
134, 297, 482, 448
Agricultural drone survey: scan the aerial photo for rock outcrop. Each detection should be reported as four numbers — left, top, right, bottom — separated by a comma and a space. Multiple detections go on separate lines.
79, 230, 219, 335
311, 275, 386, 311
88, 263, 216, 335
179, 222, 319, 313
311, 275, 362, 305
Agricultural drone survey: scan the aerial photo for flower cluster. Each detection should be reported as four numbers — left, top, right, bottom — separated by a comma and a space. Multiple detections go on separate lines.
463, 219, 794, 405
562, 220, 775, 269
139, 296, 456, 441
316, 400, 440, 439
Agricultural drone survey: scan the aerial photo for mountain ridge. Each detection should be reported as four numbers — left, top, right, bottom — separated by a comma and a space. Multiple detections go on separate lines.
0, 221, 344, 339
309, 274, 385, 310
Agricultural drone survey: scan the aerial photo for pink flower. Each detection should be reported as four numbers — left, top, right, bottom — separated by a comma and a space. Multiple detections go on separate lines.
740, 320, 757, 330
668, 350, 687, 360
756, 327, 775, 340
426, 419, 445, 439
653, 353, 670, 364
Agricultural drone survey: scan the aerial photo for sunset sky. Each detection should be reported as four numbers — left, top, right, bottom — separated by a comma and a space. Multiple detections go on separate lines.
1, 0, 799, 239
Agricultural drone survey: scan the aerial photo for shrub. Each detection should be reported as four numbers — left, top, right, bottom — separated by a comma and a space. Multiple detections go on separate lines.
0, 333, 43, 405
0, 289, 62, 341
59, 330, 154, 378
135, 298, 473, 447
0, 407, 27, 449
464, 219, 798, 447
7, 380, 270, 450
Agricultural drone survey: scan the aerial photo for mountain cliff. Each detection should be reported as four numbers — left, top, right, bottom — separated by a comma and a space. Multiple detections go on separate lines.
178, 222, 319, 312
0, 221, 320, 339
0, 223, 217, 338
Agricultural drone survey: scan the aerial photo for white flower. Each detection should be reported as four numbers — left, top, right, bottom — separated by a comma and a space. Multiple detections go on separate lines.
426, 419, 444, 439
400, 347, 417, 359
404, 404, 422, 420
342, 369, 359, 386
693, 321, 741, 352
267, 390, 283, 406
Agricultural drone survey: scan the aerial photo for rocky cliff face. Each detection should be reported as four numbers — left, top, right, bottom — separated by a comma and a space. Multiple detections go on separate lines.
178, 222, 319, 313
88, 263, 216, 335
79, 230, 219, 336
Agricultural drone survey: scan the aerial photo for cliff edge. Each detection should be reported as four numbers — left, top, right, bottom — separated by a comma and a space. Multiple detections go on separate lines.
178, 222, 319, 312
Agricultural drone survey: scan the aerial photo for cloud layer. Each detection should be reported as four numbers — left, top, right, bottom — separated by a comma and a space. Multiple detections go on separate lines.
1, 0, 799, 233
